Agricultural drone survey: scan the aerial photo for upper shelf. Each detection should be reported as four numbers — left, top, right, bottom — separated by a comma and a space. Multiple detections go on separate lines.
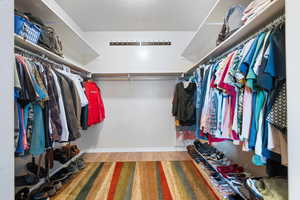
186, 0, 285, 73
14, 0, 100, 66
15, 34, 89, 73
182, 0, 252, 62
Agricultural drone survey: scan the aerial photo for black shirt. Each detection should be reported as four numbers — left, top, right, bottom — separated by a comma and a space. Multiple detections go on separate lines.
172, 82, 196, 126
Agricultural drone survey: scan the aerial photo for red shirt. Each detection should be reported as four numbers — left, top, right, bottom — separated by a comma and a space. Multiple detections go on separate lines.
84, 81, 105, 126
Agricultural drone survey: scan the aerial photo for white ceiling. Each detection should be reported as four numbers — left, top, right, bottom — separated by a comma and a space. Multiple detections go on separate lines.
54, 0, 217, 31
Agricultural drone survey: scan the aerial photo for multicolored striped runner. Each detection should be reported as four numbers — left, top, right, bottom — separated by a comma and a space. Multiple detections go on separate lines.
52, 161, 218, 200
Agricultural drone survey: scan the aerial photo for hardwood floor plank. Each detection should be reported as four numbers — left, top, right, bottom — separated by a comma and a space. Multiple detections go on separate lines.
83, 151, 190, 162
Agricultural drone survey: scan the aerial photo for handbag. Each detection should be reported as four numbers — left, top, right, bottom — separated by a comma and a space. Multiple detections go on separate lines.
38, 26, 63, 57
216, 5, 245, 46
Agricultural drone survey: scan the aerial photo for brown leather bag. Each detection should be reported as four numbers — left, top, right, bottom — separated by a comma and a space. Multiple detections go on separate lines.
216, 5, 245, 46
39, 26, 63, 56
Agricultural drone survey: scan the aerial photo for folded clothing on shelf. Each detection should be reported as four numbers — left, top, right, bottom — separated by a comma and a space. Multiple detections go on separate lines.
242, 0, 272, 23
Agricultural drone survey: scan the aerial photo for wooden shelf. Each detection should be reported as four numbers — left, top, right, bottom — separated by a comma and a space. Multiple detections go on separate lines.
185, 0, 285, 73
15, 34, 89, 73
182, 0, 252, 62
15, 0, 100, 65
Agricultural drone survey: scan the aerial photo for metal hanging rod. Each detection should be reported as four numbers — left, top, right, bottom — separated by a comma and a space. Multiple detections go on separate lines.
15, 45, 90, 78
93, 72, 182, 81
15, 46, 62, 67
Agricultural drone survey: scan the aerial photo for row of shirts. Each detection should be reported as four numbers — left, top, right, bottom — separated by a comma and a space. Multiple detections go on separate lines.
173, 24, 287, 166
14, 55, 105, 156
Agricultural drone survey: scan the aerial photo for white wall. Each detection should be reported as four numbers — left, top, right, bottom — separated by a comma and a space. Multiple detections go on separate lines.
79, 80, 179, 152
80, 31, 192, 151
0, 0, 14, 199
84, 31, 194, 73
286, 0, 300, 199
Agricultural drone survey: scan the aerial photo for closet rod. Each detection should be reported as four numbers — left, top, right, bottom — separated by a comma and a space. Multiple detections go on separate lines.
92, 72, 182, 81
186, 13, 285, 75
15, 45, 90, 78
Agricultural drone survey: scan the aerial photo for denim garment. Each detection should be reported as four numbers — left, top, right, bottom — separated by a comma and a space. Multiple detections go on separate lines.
195, 68, 203, 138
15, 103, 25, 154
30, 103, 45, 155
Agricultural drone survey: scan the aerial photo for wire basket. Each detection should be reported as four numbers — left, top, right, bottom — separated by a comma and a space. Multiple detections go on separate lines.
15, 15, 41, 44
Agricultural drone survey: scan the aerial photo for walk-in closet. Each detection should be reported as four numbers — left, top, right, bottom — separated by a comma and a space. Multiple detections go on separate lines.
1, 0, 299, 199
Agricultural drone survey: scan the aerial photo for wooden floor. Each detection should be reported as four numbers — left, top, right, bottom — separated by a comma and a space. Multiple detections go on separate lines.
83, 151, 191, 162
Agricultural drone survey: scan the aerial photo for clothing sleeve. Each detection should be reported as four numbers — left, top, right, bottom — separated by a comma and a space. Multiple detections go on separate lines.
96, 83, 105, 122
172, 84, 179, 117
239, 36, 259, 76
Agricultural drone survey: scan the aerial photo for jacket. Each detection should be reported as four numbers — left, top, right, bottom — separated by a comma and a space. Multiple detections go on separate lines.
84, 81, 105, 126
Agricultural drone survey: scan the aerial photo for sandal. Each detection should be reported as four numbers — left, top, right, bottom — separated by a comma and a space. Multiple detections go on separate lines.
15, 187, 30, 200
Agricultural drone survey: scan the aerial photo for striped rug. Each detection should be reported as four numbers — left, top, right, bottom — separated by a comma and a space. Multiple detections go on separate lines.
52, 161, 218, 200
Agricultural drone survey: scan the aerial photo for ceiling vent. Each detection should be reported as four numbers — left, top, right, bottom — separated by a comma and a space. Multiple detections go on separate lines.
109, 41, 171, 46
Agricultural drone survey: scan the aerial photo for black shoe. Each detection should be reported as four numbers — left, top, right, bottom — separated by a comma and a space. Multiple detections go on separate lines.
194, 140, 217, 155
53, 149, 69, 164
50, 167, 73, 182
15, 174, 39, 187
15, 187, 30, 200
39, 183, 56, 197
26, 162, 47, 178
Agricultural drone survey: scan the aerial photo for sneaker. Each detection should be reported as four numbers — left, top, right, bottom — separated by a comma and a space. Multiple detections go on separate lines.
194, 140, 217, 155
246, 178, 263, 199
30, 189, 50, 200
74, 158, 86, 170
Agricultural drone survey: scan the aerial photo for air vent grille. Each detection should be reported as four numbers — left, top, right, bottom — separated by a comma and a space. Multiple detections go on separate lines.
109, 41, 171, 46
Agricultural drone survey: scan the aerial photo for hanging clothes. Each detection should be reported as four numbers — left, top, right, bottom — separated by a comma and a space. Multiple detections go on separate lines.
83, 81, 105, 126
172, 78, 197, 146
14, 52, 101, 156
177, 23, 287, 166
172, 81, 196, 126
54, 71, 81, 141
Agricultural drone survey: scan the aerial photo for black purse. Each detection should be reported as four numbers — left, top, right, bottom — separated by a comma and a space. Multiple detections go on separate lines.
216, 5, 245, 46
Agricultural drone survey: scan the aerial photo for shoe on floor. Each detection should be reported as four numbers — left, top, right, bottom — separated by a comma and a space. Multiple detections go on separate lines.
246, 178, 263, 199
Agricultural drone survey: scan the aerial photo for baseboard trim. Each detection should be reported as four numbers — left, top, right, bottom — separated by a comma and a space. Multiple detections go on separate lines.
84, 147, 186, 153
